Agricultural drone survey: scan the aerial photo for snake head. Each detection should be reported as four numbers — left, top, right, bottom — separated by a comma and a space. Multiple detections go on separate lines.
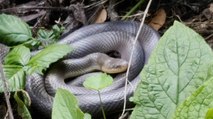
97, 53, 128, 74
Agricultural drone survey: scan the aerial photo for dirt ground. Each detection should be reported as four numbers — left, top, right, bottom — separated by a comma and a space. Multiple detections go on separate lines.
0, 0, 212, 119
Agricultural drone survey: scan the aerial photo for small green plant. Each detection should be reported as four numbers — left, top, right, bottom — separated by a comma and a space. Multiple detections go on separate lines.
0, 14, 71, 92
36, 24, 65, 47
83, 73, 113, 119
0, 14, 71, 118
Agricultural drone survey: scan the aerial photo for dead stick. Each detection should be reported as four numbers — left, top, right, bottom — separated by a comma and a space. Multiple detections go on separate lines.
119, 0, 153, 118
0, 61, 14, 119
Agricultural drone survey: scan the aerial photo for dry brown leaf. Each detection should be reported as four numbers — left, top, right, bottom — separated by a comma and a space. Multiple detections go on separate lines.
94, 8, 107, 23
149, 8, 166, 31
209, 3, 213, 12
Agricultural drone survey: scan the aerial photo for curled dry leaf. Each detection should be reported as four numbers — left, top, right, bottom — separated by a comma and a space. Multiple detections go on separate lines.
94, 8, 107, 23
149, 8, 166, 31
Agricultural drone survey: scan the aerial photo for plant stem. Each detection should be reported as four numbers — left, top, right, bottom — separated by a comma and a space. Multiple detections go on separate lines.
98, 90, 106, 119
121, 0, 145, 20
0, 61, 14, 119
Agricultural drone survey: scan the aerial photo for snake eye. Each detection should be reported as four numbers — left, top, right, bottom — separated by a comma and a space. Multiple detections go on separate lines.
111, 64, 121, 69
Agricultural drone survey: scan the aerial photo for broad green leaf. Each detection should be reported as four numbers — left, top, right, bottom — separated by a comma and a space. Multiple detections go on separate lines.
205, 108, 213, 119
0, 14, 32, 44
130, 21, 213, 119
1, 65, 25, 92
27, 44, 72, 74
52, 88, 91, 119
174, 76, 213, 119
4, 45, 30, 65
14, 90, 32, 119
83, 73, 113, 90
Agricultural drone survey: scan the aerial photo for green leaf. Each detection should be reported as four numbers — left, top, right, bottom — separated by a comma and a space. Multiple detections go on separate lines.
36, 25, 64, 47
52, 88, 91, 119
206, 108, 213, 119
174, 76, 213, 119
0, 14, 32, 44
83, 73, 113, 90
27, 44, 72, 74
130, 21, 213, 119
14, 90, 32, 119
1, 65, 25, 92
4, 45, 30, 65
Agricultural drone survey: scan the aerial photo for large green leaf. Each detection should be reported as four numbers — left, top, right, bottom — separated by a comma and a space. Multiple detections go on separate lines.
130, 21, 213, 119
1, 65, 25, 92
4, 45, 30, 65
173, 75, 213, 119
52, 88, 91, 119
27, 44, 72, 74
0, 14, 32, 44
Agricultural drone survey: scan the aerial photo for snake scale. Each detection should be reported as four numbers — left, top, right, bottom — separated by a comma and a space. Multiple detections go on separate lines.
1, 21, 160, 118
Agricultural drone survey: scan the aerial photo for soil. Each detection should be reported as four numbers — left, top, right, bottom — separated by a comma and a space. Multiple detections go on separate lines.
0, 0, 212, 119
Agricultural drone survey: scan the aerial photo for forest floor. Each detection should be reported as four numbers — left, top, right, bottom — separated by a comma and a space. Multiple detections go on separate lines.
0, 0, 212, 119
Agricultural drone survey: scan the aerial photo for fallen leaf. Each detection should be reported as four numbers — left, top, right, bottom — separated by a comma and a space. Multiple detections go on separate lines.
149, 8, 166, 31
94, 8, 107, 23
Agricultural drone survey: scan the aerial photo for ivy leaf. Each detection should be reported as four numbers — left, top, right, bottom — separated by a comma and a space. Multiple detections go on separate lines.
174, 75, 213, 119
27, 44, 72, 74
14, 90, 32, 119
83, 73, 113, 90
0, 14, 32, 45
52, 88, 91, 119
130, 21, 213, 119
4, 45, 30, 65
1, 65, 25, 92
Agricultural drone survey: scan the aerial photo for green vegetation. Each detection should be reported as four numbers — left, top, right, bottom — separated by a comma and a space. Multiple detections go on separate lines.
0, 14, 72, 118
130, 21, 213, 119
52, 88, 91, 119
83, 73, 113, 119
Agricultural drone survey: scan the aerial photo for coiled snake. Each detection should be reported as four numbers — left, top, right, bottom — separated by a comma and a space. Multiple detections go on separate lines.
1, 21, 160, 117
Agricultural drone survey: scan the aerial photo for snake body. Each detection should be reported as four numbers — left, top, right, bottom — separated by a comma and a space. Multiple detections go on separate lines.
1, 21, 160, 117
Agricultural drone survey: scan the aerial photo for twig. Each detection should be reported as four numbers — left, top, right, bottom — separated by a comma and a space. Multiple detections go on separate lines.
121, 0, 145, 20
119, 0, 153, 118
84, 0, 108, 9
0, 61, 14, 119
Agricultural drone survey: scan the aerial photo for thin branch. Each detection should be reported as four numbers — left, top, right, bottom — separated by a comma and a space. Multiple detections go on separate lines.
119, 0, 153, 118
0, 61, 14, 119
121, 0, 145, 20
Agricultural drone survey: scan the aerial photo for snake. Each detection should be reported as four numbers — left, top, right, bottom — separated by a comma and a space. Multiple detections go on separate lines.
0, 21, 159, 118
